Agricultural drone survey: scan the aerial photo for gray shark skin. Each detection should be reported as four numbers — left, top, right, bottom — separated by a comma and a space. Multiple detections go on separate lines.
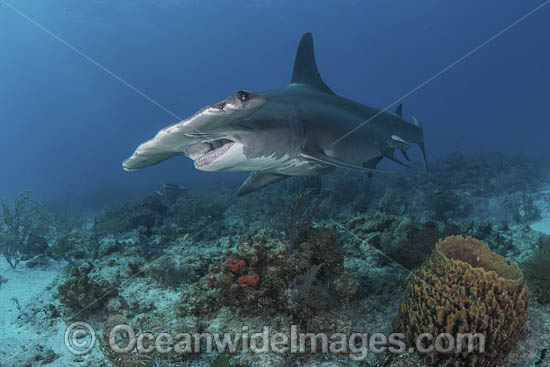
122, 33, 427, 196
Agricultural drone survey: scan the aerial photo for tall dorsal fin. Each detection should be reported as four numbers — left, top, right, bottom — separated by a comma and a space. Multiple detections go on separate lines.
290, 33, 334, 94
395, 104, 403, 117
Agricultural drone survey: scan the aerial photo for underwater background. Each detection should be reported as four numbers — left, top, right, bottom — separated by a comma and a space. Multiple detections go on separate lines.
1, 1, 550, 367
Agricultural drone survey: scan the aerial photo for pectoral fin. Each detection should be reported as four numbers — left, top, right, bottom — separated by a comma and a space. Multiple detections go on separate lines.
236, 172, 289, 197
301, 152, 390, 174
400, 149, 410, 161
363, 157, 383, 177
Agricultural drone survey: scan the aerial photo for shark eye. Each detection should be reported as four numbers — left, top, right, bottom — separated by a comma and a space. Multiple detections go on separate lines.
237, 91, 249, 101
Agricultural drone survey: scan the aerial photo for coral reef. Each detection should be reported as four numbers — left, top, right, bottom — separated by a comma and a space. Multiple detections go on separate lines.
236, 273, 260, 287
270, 190, 329, 252
94, 197, 166, 237
524, 234, 550, 305
393, 235, 529, 366
179, 282, 219, 317
58, 264, 118, 315
430, 188, 465, 221
169, 191, 232, 238
155, 183, 187, 204
348, 213, 461, 270
3, 153, 549, 366
0, 191, 50, 269
50, 229, 87, 263
285, 176, 323, 195
191, 228, 358, 334
145, 256, 197, 290
99, 314, 152, 367
390, 153, 546, 224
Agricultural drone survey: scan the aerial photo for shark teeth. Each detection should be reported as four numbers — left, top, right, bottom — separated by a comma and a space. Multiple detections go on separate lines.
194, 142, 234, 168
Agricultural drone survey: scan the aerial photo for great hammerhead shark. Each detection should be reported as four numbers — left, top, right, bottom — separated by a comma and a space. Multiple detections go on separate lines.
122, 33, 427, 196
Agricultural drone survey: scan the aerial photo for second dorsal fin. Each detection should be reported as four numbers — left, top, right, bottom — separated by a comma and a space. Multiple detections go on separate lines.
290, 33, 334, 94
395, 104, 403, 117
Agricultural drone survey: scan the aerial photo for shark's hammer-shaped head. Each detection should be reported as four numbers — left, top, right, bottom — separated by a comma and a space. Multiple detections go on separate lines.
122, 90, 266, 172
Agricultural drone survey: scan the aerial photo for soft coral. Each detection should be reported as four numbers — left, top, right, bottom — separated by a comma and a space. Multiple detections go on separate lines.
226, 256, 246, 274
237, 274, 260, 287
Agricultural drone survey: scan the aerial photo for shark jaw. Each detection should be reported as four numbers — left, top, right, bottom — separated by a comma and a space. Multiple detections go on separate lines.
192, 139, 246, 171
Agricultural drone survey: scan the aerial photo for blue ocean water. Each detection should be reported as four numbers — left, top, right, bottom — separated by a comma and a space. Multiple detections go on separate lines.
1, 3, 550, 366
1, 0, 549, 207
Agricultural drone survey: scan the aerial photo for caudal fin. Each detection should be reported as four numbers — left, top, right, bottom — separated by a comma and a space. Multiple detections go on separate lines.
411, 115, 428, 172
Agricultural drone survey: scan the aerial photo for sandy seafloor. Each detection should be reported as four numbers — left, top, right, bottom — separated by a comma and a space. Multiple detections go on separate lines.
0, 260, 77, 365
0, 182, 550, 367
531, 187, 550, 234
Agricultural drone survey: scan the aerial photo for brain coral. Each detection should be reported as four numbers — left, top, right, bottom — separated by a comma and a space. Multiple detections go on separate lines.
393, 235, 529, 367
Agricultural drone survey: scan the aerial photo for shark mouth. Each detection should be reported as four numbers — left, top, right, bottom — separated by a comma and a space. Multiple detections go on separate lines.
193, 139, 235, 168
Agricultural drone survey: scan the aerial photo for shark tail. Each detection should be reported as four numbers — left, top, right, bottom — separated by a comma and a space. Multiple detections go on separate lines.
418, 142, 428, 172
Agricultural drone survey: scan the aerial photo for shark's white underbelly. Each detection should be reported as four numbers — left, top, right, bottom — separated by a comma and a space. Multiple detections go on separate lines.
195, 143, 323, 175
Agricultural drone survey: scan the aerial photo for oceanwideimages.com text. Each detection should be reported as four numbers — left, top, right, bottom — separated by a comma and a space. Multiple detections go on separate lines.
65, 322, 485, 361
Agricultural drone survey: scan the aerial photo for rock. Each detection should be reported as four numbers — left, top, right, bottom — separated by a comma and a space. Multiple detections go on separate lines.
98, 240, 122, 258
12, 344, 59, 367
